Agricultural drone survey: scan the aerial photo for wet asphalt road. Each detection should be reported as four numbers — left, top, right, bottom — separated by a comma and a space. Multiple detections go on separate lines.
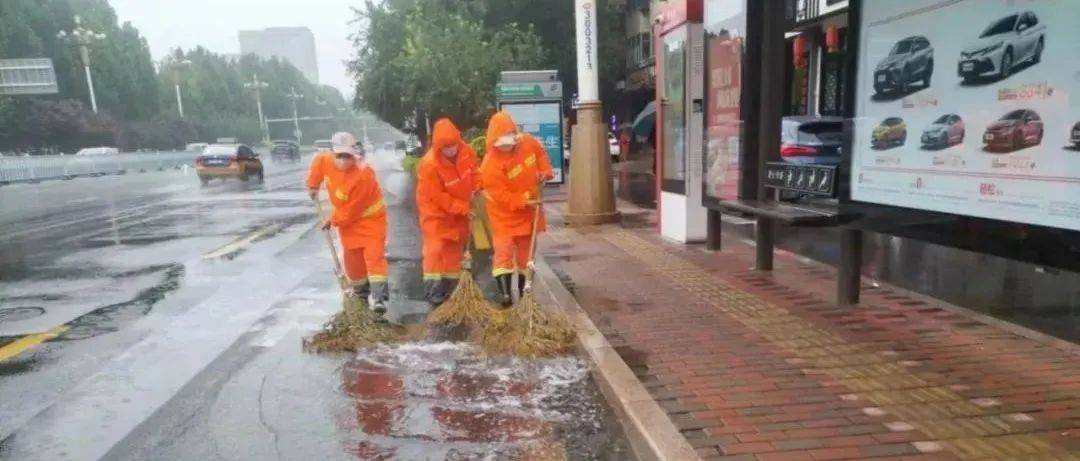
0, 149, 629, 460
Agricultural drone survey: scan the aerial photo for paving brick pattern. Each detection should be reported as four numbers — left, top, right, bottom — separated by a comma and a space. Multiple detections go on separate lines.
542, 202, 1080, 460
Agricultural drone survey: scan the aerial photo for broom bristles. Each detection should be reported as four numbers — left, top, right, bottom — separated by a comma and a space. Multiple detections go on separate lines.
426, 270, 501, 330
304, 294, 414, 354
478, 289, 577, 359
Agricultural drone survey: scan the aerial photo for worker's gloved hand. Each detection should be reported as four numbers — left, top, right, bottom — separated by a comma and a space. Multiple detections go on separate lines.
308, 188, 319, 201
320, 217, 333, 231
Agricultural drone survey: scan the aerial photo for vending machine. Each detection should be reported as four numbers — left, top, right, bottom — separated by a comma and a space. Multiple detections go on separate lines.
655, 0, 707, 243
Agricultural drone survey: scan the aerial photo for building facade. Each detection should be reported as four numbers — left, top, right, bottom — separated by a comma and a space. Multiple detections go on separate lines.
238, 27, 319, 84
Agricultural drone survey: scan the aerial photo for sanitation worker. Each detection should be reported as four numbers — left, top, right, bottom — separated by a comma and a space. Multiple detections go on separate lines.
416, 118, 479, 308
306, 131, 390, 317
480, 111, 554, 307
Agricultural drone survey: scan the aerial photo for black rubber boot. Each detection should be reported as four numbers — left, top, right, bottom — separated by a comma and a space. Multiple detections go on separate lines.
423, 278, 443, 309
495, 274, 514, 308
348, 282, 371, 303
517, 274, 527, 299
370, 281, 390, 321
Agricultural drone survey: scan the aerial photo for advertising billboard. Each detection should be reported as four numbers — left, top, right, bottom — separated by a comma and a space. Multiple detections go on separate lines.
851, 0, 1080, 231
703, 0, 746, 204
499, 102, 565, 184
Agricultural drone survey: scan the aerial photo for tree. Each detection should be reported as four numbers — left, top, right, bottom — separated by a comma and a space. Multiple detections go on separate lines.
349, 0, 546, 142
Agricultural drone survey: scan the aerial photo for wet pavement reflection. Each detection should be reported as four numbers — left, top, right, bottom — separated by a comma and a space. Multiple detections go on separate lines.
339, 343, 625, 460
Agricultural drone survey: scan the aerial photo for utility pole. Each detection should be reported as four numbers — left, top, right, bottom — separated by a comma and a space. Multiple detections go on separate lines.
243, 74, 269, 143
57, 16, 106, 114
565, 0, 619, 225
287, 87, 304, 144
171, 59, 192, 118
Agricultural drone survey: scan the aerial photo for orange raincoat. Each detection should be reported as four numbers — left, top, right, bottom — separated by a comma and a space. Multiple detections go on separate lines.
306, 153, 388, 283
416, 119, 479, 282
480, 112, 554, 276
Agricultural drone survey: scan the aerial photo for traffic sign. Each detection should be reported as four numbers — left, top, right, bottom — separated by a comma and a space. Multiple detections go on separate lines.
0, 58, 59, 96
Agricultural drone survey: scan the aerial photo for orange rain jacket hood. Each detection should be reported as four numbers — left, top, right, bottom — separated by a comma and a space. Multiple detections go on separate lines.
416, 118, 479, 242
480, 111, 554, 238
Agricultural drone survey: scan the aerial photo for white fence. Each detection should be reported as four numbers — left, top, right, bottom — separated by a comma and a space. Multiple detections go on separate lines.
0, 152, 201, 184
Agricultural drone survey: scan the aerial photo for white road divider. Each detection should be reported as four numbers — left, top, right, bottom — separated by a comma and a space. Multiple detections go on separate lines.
0, 151, 202, 184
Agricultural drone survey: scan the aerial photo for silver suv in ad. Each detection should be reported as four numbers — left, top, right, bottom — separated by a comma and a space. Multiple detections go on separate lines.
959, 11, 1045, 82
874, 36, 934, 96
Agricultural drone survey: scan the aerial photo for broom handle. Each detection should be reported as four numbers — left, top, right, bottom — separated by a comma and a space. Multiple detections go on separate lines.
525, 186, 543, 281
314, 198, 346, 284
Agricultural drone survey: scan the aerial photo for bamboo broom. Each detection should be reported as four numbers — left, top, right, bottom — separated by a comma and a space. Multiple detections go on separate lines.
478, 189, 576, 358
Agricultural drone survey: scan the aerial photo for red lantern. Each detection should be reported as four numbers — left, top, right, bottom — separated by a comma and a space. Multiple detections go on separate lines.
825, 25, 840, 53
792, 35, 807, 69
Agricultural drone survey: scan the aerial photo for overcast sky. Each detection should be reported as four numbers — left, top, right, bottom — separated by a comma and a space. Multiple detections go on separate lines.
109, 0, 359, 95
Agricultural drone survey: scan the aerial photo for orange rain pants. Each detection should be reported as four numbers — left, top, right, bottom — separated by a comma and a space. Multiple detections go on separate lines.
480, 111, 554, 277
416, 119, 479, 282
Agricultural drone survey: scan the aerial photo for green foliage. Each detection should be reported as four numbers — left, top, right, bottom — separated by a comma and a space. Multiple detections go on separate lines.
350, 0, 625, 142
0, 0, 345, 152
401, 154, 421, 177
349, 0, 546, 143
469, 135, 486, 161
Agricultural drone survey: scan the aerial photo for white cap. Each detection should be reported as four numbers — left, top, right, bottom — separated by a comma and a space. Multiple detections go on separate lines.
331, 132, 359, 155
493, 134, 518, 148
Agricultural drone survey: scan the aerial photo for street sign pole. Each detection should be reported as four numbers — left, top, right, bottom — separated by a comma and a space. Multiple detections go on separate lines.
565, 0, 619, 225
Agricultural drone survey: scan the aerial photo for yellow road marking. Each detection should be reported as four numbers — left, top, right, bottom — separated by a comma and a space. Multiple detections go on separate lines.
202, 224, 283, 259
0, 325, 69, 362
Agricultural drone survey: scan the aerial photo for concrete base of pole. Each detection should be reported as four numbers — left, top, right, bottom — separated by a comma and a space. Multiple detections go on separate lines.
565, 102, 620, 226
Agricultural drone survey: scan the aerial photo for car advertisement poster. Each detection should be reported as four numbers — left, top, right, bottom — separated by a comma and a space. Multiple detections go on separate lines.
703, 0, 746, 203
852, 0, 1080, 231
500, 102, 565, 184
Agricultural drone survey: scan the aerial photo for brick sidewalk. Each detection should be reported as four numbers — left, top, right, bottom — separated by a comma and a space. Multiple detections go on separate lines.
541, 199, 1080, 460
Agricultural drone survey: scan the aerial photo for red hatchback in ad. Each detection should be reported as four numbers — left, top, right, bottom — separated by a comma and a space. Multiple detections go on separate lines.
983, 109, 1043, 152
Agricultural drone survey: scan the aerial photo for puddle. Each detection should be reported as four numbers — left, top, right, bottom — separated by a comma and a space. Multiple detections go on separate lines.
335, 342, 632, 460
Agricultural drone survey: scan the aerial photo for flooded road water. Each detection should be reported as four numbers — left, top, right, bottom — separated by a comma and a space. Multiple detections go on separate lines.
1, 148, 632, 460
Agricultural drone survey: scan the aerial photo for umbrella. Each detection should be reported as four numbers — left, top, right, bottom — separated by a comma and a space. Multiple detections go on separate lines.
631, 101, 656, 138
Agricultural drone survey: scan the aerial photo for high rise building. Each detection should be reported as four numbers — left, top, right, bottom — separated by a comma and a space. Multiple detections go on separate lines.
238, 27, 319, 84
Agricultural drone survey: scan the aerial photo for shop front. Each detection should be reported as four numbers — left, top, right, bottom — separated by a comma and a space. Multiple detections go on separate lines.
699, 0, 1080, 342
654, 0, 708, 242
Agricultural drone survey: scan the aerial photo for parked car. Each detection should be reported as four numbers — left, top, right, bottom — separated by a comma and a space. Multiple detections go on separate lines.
780, 116, 843, 165
983, 109, 1043, 152
871, 117, 907, 149
313, 139, 333, 151
1071, 121, 1080, 148
395, 140, 407, 151
270, 140, 300, 163
960, 11, 1045, 82
874, 36, 933, 95
75, 147, 119, 156
383, 142, 395, 151
607, 133, 620, 159
195, 144, 264, 185
185, 143, 209, 152
921, 114, 966, 149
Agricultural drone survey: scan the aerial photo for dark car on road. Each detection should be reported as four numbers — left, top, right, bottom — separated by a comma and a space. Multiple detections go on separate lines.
874, 36, 934, 95
960, 11, 1045, 82
270, 140, 300, 163
780, 116, 844, 165
921, 114, 966, 149
195, 144, 264, 185
983, 109, 1043, 152
1071, 121, 1080, 148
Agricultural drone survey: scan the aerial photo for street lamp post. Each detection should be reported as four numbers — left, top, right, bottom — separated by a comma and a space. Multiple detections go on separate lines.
286, 87, 304, 144
565, 0, 619, 225
243, 74, 269, 143
171, 59, 192, 118
57, 16, 106, 114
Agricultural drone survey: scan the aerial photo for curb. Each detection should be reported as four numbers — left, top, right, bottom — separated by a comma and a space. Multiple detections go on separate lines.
533, 257, 701, 461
